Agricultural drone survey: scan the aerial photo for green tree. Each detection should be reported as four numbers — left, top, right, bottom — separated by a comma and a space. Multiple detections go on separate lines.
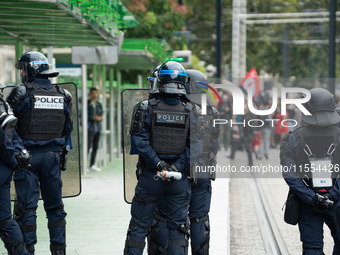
122, 0, 189, 48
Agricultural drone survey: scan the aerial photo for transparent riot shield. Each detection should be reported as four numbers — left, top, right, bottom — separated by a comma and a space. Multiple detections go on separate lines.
121, 88, 149, 204
4, 83, 81, 199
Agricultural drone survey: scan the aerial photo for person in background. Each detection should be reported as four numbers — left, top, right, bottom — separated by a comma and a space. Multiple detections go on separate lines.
88, 87, 103, 172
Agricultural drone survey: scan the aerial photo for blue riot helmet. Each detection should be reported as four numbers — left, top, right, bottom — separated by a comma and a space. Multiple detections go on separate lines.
157, 61, 186, 95
15, 51, 59, 84
147, 65, 161, 94
185, 69, 214, 106
302, 88, 340, 126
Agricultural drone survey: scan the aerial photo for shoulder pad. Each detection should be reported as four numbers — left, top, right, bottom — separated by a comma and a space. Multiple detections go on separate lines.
138, 100, 149, 111
130, 100, 149, 136
6, 85, 27, 110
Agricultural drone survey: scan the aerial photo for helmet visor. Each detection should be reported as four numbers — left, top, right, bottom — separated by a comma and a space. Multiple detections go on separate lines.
148, 77, 159, 94
15, 62, 28, 84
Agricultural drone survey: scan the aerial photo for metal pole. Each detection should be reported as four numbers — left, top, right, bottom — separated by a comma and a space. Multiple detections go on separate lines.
101, 65, 107, 166
117, 70, 122, 157
81, 64, 88, 176
216, 0, 221, 79
109, 67, 115, 160
15, 41, 23, 84
329, 0, 337, 95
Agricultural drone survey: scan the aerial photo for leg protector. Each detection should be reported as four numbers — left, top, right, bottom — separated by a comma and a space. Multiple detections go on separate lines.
148, 209, 167, 255
0, 231, 26, 255
13, 199, 37, 236
46, 204, 67, 246
124, 219, 146, 255
166, 221, 189, 255
190, 214, 210, 255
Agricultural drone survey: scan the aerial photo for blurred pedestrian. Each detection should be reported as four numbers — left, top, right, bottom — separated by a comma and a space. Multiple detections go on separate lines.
88, 87, 103, 172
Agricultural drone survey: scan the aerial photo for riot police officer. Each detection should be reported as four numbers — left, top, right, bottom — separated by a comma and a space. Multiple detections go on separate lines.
148, 70, 219, 255
0, 85, 30, 255
185, 70, 219, 255
281, 88, 340, 254
123, 61, 203, 255
6, 51, 73, 255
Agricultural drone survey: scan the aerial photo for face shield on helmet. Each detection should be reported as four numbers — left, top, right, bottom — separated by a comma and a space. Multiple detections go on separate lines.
157, 61, 187, 95
147, 65, 161, 95
15, 51, 59, 84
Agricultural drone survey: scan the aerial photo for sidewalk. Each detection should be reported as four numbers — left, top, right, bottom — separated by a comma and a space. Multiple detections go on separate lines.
12, 158, 229, 255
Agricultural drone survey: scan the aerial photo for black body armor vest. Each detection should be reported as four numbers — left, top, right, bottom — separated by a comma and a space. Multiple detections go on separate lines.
150, 100, 190, 155
294, 125, 340, 192
16, 83, 65, 140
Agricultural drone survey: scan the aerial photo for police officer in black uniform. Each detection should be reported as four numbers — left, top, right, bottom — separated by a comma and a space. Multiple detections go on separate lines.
6, 51, 73, 255
185, 70, 219, 255
0, 85, 31, 255
281, 88, 340, 254
123, 61, 203, 255
147, 70, 217, 255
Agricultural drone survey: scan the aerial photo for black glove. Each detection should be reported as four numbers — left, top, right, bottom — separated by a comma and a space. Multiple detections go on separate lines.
321, 193, 334, 209
14, 150, 31, 170
157, 160, 170, 171
311, 193, 334, 213
323, 192, 334, 202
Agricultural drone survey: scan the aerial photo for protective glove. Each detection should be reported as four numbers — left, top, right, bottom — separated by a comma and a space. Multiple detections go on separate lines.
157, 160, 170, 171
14, 149, 32, 170
323, 192, 334, 203
311, 193, 334, 214
321, 193, 334, 209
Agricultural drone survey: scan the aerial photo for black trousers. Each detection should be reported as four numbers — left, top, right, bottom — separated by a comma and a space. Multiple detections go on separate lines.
88, 131, 100, 166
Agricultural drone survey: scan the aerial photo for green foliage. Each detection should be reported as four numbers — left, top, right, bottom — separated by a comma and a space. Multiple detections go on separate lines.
121, 0, 189, 48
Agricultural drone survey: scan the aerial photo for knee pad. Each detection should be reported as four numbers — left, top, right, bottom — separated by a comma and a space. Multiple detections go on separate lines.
124, 219, 146, 254
148, 210, 167, 255
190, 214, 210, 255
13, 200, 37, 235
0, 229, 26, 255
46, 204, 67, 230
166, 221, 189, 254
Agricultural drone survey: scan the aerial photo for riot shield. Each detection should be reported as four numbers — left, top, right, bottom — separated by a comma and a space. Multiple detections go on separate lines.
3, 83, 81, 199
121, 88, 149, 204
